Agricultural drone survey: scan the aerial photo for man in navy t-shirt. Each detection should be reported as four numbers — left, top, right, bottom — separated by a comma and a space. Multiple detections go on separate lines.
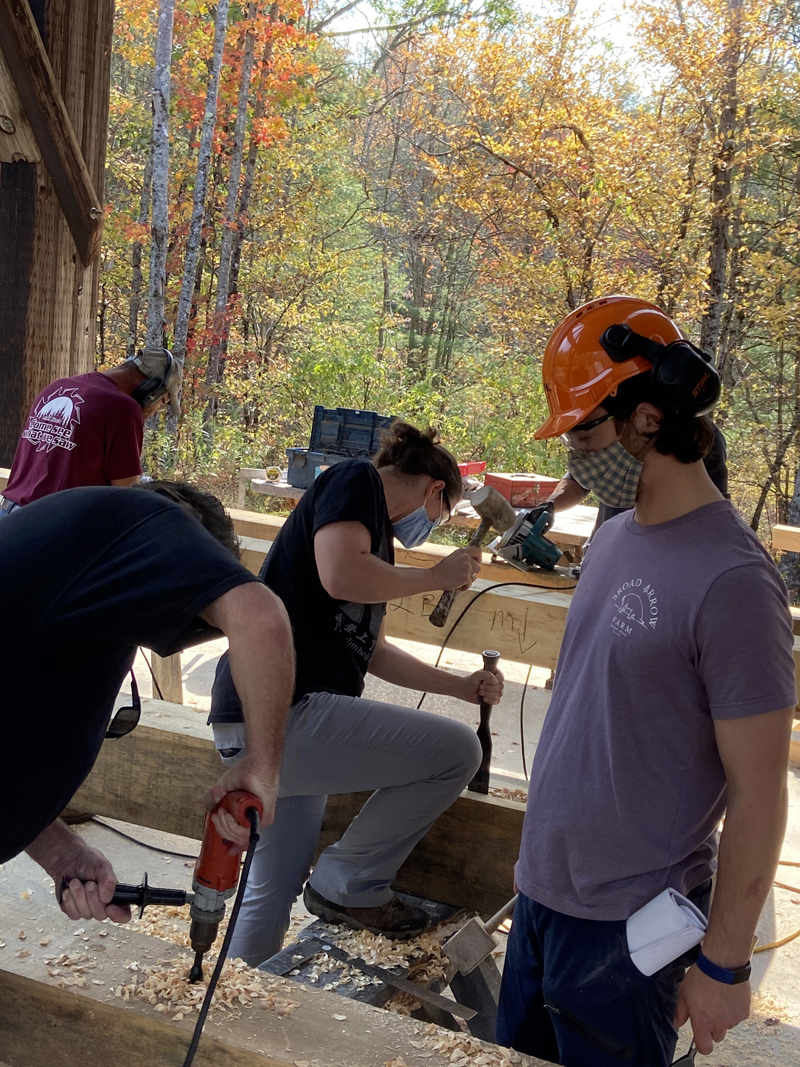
0, 483, 293, 927
498, 297, 796, 1065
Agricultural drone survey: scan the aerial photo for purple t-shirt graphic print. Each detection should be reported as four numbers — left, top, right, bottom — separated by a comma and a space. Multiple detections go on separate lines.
516, 500, 796, 921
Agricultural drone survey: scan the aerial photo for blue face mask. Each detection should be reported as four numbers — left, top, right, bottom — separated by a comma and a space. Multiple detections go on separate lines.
393, 502, 441, 549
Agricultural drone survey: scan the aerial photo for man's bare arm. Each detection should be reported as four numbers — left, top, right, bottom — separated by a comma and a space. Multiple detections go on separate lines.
675, 706, 793, 1053
200, 582, 295, 844
547, 475, 588, 512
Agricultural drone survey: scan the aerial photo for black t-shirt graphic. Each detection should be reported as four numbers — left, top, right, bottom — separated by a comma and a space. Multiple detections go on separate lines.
211, 460, 394, 722
0, 486, 257, 862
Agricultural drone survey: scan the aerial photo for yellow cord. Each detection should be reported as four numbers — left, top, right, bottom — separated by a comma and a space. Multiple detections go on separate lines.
752, 861, 800, 954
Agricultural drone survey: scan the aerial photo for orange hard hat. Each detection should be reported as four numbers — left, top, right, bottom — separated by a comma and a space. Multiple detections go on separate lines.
534, 296, 683, 439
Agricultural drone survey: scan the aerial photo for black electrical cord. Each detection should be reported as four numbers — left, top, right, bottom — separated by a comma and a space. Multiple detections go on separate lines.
519, 664, 532, 781
87, 815, 200, 861
139, 647, 165, 701
182, 807, 261, 1067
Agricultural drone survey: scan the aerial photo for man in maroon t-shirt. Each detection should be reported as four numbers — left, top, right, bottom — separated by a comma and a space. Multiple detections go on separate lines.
1, 348, 182, 513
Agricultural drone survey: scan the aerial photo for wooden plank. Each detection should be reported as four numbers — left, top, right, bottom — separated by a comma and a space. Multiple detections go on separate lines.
70, 699, 525, 915
0, 44, 40, 162
0, 969, 292, 1067
234, 519, 577, 590
791, 720, 800, 766
386, 581, 570, 670
151, 650, 184, 704
0, 0, 102, 265
0, 465, 9, 490
773, 524, 800, 553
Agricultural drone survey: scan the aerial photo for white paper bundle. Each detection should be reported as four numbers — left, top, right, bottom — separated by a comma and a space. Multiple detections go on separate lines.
626, 888, 708, 976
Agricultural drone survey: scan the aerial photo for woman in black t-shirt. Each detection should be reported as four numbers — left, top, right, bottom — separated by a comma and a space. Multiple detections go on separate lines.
210, 423, 505, 966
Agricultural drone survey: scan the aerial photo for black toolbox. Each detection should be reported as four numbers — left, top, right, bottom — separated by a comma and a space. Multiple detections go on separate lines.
286, 406, 395, 489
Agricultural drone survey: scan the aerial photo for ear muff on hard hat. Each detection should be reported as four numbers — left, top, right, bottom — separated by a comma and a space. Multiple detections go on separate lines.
534, 296, 720, 440
599, 324, 720, 418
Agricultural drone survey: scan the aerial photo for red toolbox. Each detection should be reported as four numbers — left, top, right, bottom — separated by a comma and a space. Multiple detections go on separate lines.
458, 460, 487, 476
484, 472, 560, 508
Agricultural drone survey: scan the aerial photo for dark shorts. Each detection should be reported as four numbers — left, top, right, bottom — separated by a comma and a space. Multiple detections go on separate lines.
497, 882, 711, 1066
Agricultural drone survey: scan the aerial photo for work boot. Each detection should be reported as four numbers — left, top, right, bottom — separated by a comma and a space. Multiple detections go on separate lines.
303, 882, 428, 940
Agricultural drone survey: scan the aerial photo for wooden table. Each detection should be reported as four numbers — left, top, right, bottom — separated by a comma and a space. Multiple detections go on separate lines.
240, 472, 597, 556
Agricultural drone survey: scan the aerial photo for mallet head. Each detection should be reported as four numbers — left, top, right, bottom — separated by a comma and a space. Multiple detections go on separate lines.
469, 485, 517, 535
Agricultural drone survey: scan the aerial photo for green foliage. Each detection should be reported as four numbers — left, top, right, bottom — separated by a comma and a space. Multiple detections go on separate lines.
101, 0, 800, 539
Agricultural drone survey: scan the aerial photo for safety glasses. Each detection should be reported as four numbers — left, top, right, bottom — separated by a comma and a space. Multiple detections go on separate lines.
671, 1041, 696, 1065
106, 672, 141, 739
559, 412, 617, 449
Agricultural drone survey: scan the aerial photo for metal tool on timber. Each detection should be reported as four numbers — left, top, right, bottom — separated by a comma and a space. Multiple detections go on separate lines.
428, 485, 517, 628
468, 649, 500, 794
295, 938, 478, 1020
443, 895, 518, 1042
492, 501, 580, 577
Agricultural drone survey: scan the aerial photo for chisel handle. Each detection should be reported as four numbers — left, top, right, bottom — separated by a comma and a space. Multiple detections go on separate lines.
468, 650, 500, 794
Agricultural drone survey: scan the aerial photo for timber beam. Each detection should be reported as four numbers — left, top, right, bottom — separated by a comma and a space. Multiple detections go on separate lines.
71, 699, 525, 915
0, 892, 549, 1067
0, 0, 102, 265
773, 524, 800, 554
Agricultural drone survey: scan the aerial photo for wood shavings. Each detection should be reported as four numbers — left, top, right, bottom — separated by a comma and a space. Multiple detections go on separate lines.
112, 953, 299, 1021
489, 786, 528, 804
419, 1024, 523, 1067
16, 949, 29, 958
332, 1013, 347, 1020
39, 938, 51, 947
17, 930, 26, 940
20, 890, 32, 900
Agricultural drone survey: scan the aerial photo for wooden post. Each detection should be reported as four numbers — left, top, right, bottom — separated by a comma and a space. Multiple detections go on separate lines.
150, 650, 184, 704
0, 0, 103, 265
0, 0, 113, 466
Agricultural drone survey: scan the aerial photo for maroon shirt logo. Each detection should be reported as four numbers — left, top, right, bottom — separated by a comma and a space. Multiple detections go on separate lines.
22, 387, 84, 454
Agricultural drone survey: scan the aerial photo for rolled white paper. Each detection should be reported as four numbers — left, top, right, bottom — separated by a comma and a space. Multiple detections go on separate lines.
626, 888, 708, 976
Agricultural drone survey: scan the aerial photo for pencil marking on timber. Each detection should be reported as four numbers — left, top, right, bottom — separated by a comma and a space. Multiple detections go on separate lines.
491, 607, 539, 655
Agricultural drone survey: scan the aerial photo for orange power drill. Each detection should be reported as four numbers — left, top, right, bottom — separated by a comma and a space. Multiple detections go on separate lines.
187, 790, 263, 982
69, 791, 263, 982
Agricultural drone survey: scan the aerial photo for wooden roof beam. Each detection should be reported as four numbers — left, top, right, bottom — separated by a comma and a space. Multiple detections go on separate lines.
0, 0, 103, 265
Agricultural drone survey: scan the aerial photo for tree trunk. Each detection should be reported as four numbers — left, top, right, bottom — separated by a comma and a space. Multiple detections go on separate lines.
699, 0, 741, 361
127, 143, 153, 358
145, 0, 175, 349
204, 0, 260, 430
227, 9, 280, 333
172, 0, 230, 370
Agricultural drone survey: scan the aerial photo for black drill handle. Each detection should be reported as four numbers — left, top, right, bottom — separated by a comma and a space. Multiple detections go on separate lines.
428, 518, 491, 628
468, 650, 500, 795
60, 872, 189, 919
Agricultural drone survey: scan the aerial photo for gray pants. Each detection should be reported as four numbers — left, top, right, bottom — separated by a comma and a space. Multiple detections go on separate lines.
212, 691, 482, 967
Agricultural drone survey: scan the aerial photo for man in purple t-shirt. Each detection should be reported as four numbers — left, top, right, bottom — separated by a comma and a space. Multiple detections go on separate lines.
0, 348, 181, 513
497, 296, 797, 1066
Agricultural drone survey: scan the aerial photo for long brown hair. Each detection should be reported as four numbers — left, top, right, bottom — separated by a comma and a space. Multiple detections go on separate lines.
373, 421, 462, 510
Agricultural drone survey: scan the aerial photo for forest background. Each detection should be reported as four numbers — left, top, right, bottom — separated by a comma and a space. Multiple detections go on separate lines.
102, 0, 800, 551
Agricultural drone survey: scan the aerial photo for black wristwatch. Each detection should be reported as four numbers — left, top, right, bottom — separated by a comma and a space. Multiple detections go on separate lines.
696, 950, 751, 985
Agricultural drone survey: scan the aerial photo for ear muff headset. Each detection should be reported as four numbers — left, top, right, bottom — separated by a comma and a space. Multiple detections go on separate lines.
132, 349, 174, 410
599, 323, 721, 417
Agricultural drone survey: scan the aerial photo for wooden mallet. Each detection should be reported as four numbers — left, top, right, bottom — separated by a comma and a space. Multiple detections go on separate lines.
428, 485, 516, 629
